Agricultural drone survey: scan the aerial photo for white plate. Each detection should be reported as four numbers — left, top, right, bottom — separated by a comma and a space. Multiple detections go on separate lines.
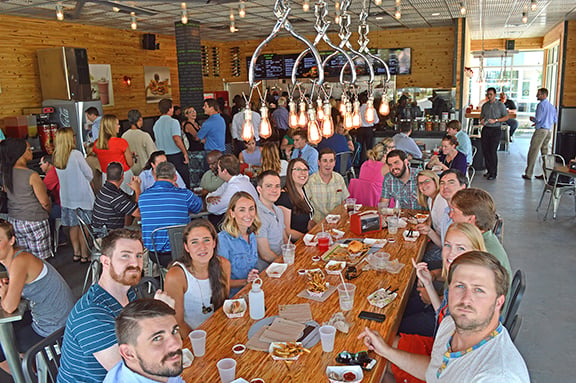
326, 365, 363, 383
367, 288, 398, 308
303, 233, 318, 246
414, 213, 429, 223
266, 262, 288, 278
403, 230, 420, 242
269, 342, 304, 361
182, 348, 194, 368
326, 214, 341, 224
325, 260, 346, 275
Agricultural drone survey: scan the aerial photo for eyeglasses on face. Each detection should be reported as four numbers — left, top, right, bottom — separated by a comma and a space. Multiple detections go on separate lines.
292, 168, 309, 172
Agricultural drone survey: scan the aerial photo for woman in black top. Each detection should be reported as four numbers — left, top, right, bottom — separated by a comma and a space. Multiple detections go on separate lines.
276, 158, 315, 242
182, 106, 204, 152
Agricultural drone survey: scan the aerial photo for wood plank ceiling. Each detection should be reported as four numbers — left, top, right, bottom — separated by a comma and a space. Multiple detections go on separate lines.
0, 0, 575, 41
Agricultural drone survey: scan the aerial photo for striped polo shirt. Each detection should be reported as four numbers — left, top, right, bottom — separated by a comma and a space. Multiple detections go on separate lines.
57, 284, 137, 383
139, 180, 203, 253
92, 181, 137, 230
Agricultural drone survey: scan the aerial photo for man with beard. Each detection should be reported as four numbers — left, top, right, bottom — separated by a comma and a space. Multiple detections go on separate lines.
58, 229, 174, 383
358, 251, 529, 382
380, 149, 421, 210
104, 299, 184, 383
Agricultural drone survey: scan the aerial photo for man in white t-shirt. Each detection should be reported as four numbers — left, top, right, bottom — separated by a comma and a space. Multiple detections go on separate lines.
358, 251, 530, 382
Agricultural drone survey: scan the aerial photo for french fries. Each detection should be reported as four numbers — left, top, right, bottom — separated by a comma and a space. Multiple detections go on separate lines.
271, 342, 310, 359
307, 271, 328, 293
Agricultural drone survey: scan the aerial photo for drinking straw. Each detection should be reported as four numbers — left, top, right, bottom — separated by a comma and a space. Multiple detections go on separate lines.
288, 234, 292, 244
321, 223, 325, 233
338, 272, 350, 298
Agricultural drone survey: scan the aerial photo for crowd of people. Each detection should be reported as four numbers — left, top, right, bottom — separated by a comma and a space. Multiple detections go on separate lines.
0, 92, 533, 382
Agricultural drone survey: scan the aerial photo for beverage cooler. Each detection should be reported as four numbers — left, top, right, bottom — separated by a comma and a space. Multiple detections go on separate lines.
42, 99, 103, 155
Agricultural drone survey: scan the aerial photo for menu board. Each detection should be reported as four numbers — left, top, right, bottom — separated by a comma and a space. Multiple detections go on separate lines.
248, 54, 284, 80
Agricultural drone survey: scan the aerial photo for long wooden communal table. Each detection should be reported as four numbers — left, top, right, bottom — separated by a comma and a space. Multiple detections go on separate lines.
181, 204, 427, 382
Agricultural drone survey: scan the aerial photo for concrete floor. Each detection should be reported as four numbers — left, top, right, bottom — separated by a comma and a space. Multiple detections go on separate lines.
2, 134, 574, 382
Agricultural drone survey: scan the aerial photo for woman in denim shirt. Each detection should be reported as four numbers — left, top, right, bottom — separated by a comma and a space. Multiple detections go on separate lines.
218, 192, 262, 297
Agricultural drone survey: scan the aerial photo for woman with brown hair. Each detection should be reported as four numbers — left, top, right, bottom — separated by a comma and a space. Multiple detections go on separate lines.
427, 134, 467, 175
0, 138, 51, 259
53, 127, 94, 263
276, 158, 314, 242
260, 142, 288, 176
164, 219, 231, 337
217, 191, 261, 297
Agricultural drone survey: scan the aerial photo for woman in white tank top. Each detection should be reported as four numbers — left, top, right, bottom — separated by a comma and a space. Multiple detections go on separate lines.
164, 219, 231, 337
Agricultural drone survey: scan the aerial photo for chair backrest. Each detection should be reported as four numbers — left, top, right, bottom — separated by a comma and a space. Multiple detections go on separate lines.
542, 154, 565, 183
134, 276, 161, 299
150, 224, 188, 262
75, 209, 101, 259
471, 145, 478, 160
503, 269, 526, 330
492, 213, 504, 244
22, 327, 65, 383
348, 178, 382, 207
467, 165, 476, 185
506, 314, 522, 343
335, 151, 352, 175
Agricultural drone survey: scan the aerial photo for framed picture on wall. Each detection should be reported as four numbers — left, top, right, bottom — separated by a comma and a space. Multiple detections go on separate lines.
144, 66, 172, 103
89, 64, 114, 106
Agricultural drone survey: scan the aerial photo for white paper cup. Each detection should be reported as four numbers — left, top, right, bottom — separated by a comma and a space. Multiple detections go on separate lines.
319, 325, 337, 352
337, 283, 356, 311
281, 243, 296, 265
387, 216, 399, 235
189, 330, 206, 357
217, 358, 237, 383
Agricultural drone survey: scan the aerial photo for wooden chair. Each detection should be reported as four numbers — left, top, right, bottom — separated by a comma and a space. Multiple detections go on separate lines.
537, 154, 576, 220
503, 269, 526, 331
21, 327, 65, 383
75, 209, 102, 293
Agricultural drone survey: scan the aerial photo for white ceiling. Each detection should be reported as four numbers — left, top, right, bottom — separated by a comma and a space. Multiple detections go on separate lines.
0, 0, 575, 41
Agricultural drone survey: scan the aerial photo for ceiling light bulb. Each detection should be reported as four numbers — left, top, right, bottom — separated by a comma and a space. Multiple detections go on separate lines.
321, 102, 334, 138
379, 98, 390, 116
56, 4, 64, 21
259, 106, 272, 139
522, 12, 527, 24
335, 1, 340, 10
335, 13, 341, 24
229, 21, 236, 33
374, 0, 382, 5
395, 7, 401, 20
352, 101, 361, 128
181, 2, 187, 9
365, 97, 376, 124
307, 109, 322, 145
112, 6, 120, 12
298, 101, 308, 128
316, 97, 325, 121
303, 0, 310, 12
239, 2, 246, 18
460, 2, 466, 16
241, 109, 254, 141
530, 0, 537, 12
230, 10, 235, 21
130, 13, 137, 30
289, 101, 299, 128
395, 0, 401, 6
181, 9, 188, 24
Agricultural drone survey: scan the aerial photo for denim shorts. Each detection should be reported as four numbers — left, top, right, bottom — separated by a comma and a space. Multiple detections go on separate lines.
61, 207, 92, 227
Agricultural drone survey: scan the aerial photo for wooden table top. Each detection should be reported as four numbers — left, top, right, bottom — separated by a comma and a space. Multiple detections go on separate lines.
553, 165, 576, 179
181, 204, 427, 383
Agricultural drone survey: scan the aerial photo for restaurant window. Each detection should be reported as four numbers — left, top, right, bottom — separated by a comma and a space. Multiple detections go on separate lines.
545, 44, 559, 105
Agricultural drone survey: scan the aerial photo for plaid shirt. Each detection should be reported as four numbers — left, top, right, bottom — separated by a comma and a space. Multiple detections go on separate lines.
305, 172, 349, 222
381, 168, 421, 209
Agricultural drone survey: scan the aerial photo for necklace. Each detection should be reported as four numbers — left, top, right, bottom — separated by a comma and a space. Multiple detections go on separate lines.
193, 272, 213, 315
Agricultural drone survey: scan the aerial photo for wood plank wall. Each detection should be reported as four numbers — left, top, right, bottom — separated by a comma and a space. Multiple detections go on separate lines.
562, 20, 576, 107
201, 26, 456, 92
0, 14, 179, 120
469, 37, 544, 51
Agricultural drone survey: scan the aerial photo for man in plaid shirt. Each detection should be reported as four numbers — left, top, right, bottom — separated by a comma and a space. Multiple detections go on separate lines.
380, 149, 420, 209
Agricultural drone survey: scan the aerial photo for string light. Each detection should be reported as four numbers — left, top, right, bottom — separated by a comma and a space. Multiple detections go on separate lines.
307, 108, 322, 145
230, 9, 235, 21
344, 102, 353, 130
259, 106, 272, 139
379, 97, 390, 116
335, 1, 340, 11
321, 102, 334, 138
364, 97, 376, 124
230, 20, 237, 32
298, 101, 308, 128
521, 12, 528, 24
56, 4, 64, 21
374, 0, 382, 5
316, 97, 325, 121
239, 1, 246, 18
335, 12, 341, 24
395, 6, 401, 20
530, 0, 537, 12
130, 12, 137, 30
241, 109, 254, 141
339, 95, 347, 116
181, 3, 188, 24
288, 100, 299, 128
460, 2, 466, 16
352, 100, 361, 129
303, 0, 310, 12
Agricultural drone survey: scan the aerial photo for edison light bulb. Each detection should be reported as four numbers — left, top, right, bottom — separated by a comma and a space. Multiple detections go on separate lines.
307, 109, 322, 145
530, 0, 537, 12
460, 2, 466, 16
298, 101, 308, 128
352, 101, 361, 128
289, 101, 298, 128
339, 96, 347, 116
321, 103, 334, 138
344, 102, 353, 130
260, 106, 272, 139
316, 97, 325, 121
239, 2, 246, 17
241, 109, 254, 141
375, 0, 382, 5
379, 98, 390, 116
365, 97, 376, 124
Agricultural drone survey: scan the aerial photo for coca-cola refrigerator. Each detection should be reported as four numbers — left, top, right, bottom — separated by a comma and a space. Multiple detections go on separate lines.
42, 99, 103, 155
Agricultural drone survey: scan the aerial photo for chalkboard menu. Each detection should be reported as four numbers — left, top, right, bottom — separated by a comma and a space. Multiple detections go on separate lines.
175, 20, 204, 112
248, 48, 411, 80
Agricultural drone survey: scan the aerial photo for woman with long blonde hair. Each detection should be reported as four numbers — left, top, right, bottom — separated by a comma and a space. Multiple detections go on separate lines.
260, 142, 287, 176
53, 127, 94, 263
217, 191, 261, 297
93, 114, 134, 194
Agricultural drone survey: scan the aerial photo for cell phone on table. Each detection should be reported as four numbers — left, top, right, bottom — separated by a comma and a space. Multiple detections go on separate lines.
358, 311, 386, 322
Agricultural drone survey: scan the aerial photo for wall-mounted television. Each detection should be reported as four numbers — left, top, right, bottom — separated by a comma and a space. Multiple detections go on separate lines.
247, 47, 411, 81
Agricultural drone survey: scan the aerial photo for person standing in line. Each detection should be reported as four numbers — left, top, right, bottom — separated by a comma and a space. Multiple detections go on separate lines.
480, 87, 508, 180
522, 87, 557, 180
122, 110, 157, 176
153, 99, 190, 188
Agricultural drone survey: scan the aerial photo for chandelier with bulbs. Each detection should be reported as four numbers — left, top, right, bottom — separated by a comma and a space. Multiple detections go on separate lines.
244, 0, 391, 144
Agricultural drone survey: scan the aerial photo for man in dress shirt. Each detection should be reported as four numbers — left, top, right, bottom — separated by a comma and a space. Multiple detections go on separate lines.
231, 100, 261, 154
446, 120, 473, 165
522, 87, 557, 180
393, 123, 422, 159
290, 129, 319, 174
206, 154, 258, 217
104, 299, 184, 383
480, 87, 508, 180
256, 170, 286, 268
305, 148, 349, 223
358, 252, 529, 382
380, 149, 421, 210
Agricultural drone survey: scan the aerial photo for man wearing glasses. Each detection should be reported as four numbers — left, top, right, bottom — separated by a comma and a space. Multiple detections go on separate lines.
480, 88, 508, 180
